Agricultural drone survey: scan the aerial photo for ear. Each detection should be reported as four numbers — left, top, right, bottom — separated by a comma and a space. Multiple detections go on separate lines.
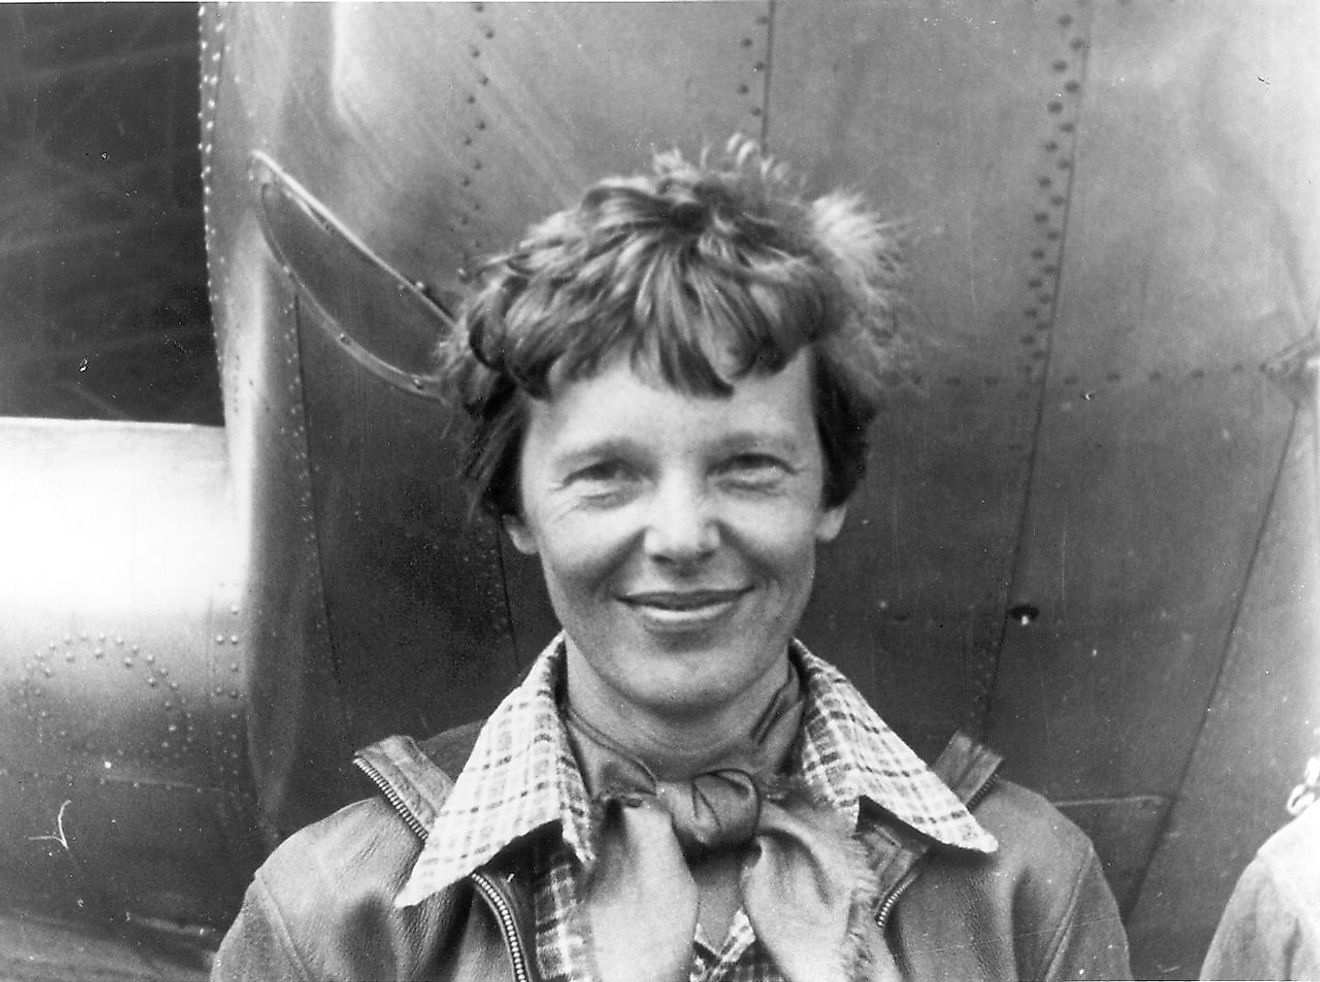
503, 513, 540, 555
815, 502, 847, 543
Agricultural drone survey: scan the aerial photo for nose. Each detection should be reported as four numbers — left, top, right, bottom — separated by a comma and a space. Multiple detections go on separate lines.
642, 476, 719, 564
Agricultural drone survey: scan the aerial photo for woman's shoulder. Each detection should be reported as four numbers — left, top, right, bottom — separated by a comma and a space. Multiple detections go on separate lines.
973, 776, 1099, 871
211, 757, 472, 981
899, 776, 1131, 980
217, 799, 474, 981
262, 723, 484, 895
265, 794, 423, 884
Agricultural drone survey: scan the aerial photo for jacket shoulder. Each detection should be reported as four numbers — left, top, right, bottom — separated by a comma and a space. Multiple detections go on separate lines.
893, 775, 1131, 981
974, 777, 1098, 870
213, 795, 470, 980
929, 732, 1098, 881
350, 720, 486, 837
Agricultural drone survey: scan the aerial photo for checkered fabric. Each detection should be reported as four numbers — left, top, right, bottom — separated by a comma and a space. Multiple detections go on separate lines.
396, 635, 997, 980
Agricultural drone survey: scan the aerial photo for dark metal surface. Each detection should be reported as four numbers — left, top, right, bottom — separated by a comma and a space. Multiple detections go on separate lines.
773, 2, 1091, 753
987, 9, 1320, 971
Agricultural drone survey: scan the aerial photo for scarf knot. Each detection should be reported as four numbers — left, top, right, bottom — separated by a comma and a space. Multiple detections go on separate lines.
595, 765, 763, 859
562, 668, 898, 982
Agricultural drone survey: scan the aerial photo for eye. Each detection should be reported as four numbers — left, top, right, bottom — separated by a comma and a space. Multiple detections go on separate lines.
572, 459, 634, 484
565, 459, 641, 502
719, 453, 792, 490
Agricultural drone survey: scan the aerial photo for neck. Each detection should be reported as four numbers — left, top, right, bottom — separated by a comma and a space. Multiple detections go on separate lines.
562, 638, 794, 780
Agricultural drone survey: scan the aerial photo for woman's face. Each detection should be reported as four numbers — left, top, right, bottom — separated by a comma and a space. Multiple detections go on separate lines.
505, 350, 846, 724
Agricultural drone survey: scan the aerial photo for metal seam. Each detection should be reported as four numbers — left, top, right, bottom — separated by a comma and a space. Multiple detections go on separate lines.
1125, 405, 1301, 911
977, 3, 1092, 739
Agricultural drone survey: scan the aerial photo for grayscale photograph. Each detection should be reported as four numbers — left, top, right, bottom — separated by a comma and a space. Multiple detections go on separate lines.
1, 4, 1317, 980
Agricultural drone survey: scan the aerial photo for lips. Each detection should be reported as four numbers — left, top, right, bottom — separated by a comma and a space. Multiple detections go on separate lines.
619, 586, 752, 633
622, 588, 750, 610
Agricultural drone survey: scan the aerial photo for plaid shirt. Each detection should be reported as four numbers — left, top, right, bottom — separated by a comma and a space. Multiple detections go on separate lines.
396, 637, 997, 981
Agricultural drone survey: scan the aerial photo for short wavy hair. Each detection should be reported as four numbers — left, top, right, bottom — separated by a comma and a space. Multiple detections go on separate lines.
439, 136, 906, 519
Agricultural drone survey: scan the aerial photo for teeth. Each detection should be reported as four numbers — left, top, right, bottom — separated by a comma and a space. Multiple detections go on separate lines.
635, 593, 733, 610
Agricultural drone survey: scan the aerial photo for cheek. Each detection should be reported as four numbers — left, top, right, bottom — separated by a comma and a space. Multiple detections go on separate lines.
726, 505, 824, 579
730, 486, 829, 539
534, 509, 637, 588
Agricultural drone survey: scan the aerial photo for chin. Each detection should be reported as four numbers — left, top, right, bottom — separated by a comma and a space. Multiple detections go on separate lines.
638, 682, 734, 720
634, 654, 766, 712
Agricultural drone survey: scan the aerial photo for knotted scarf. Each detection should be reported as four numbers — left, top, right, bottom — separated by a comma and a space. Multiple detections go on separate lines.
562, 670, 897, 982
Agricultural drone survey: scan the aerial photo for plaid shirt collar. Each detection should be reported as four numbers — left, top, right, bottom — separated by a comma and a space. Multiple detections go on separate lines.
396, 635, 996, 908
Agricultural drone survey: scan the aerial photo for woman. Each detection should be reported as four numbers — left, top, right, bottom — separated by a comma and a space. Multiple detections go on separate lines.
213, 139, 1130, 981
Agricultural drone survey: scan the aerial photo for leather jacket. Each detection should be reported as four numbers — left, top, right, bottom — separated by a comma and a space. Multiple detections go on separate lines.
212, 727, 1131, 981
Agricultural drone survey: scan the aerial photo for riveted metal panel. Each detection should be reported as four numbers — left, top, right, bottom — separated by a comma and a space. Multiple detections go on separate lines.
769, 2, 1092, 753
984, 4, 1320, 970
1043, 4, 1320, 385
204, 2, 793, 831
221, 2, 769, 310
203, 3, 359, 837
312, 1, 772, 290
0, 419, 259, 930
767, 3, 1091, 364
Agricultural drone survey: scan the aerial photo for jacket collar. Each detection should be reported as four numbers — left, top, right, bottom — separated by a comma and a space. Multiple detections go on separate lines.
794, 640, 997, 853
395, 635, 995, 909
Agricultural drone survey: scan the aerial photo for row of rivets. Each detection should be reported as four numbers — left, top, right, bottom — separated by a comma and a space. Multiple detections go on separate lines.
455, 4, 496, 269
198, 2, 226, 384
1016, 10, 1088, 376
19, 633, 200, 769
878, 359, 1248, 396
201, 3, 259, 782
738, 11, 772, 129
211, 581, 247, 787
275, 292, 340, 693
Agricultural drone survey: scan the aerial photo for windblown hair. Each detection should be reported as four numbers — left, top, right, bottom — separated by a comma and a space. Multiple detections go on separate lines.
439, 136, 906, 518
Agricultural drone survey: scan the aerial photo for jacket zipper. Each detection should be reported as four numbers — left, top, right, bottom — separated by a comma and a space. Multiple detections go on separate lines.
875, 772, 999, 932
354, 754, 533, 982
353, 755, 429, 840
469, 870, 533, 982
875, 868, 915, 932
963, 771, 998, 812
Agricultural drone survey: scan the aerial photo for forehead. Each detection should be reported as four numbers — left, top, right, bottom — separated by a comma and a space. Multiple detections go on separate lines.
523, 351, 819, 458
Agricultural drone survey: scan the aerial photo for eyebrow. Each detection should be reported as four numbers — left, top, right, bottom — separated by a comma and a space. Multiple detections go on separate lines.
555, 429, 807, 469
553, 437, 643, 471
708, 430, 804, 457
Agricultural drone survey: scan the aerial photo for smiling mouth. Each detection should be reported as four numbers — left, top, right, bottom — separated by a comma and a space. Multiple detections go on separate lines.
623, 588, 750, 610
621, 588, 751, 630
